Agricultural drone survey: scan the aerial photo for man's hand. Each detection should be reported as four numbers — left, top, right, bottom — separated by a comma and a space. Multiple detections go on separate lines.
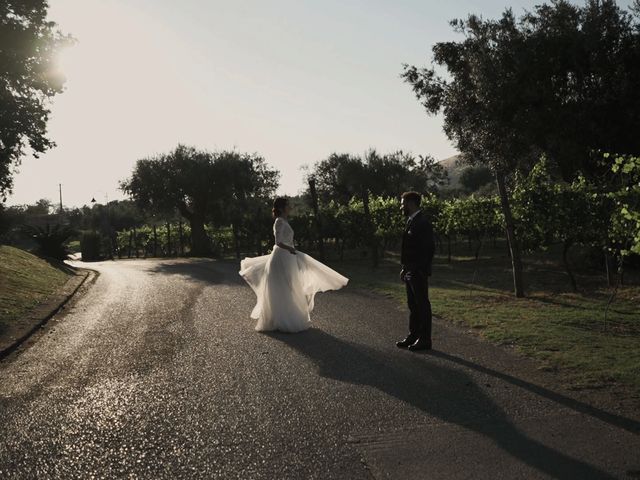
400, 269, 406, 282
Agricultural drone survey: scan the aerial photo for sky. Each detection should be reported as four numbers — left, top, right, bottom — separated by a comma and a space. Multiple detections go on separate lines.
7, 0, 633, 208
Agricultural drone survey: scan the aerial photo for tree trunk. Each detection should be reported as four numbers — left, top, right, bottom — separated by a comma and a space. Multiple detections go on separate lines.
128, 230, 133, 258
177, 202, 211, 257
134, 227, 139, 258
178, 221, 184, 256
362, 189, 378, 268
232, 222, 241, 260
381, 238, 389, 259
447, 235, 452, 263
308, 177, 325, 261
496, 171, 525, 297
562, 239, 577, 292
474, 236, 482, 261
189, 217, 210, 257
166, 222, 172, 256
111, 232, 118, 259
152, 224, 158, 257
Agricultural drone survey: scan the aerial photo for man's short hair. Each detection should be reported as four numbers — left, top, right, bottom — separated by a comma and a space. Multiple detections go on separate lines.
401, 191, 421, 206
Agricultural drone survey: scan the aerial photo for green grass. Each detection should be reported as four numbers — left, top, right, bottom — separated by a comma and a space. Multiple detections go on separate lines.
331, 243, 640, 394
0, 245, 72, 336
66, 239, 81, 254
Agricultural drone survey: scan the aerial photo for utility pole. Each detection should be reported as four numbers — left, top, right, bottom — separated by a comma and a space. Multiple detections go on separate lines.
58, 183, 63, 214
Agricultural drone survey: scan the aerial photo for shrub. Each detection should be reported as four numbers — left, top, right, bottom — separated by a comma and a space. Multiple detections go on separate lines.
80, 231, 102, 261
22, 224, 75, 260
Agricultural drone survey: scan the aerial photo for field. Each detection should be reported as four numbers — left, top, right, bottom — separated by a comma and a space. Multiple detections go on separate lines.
332, 242, 640, 394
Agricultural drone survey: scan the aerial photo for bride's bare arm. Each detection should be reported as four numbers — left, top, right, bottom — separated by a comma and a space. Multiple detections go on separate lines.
276, 242, 296, 254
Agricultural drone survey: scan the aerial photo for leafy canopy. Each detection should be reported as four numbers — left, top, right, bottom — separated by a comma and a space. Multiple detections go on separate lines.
0, 0, 72, 200
402, 0, 640, 180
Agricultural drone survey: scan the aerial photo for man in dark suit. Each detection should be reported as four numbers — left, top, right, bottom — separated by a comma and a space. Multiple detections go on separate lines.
397, 191, 435, 351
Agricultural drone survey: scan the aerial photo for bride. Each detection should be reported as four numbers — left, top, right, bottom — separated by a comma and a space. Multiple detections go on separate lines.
239, 197, 349, 332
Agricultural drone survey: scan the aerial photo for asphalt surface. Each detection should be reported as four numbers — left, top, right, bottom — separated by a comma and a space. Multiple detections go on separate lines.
0, 258, 639, 479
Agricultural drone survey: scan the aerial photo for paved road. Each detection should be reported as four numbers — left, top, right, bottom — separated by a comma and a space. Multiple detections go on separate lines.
1, 258, 639, 479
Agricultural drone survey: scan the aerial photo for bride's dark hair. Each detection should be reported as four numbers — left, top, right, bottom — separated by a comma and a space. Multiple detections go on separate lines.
272, 197, 288, 218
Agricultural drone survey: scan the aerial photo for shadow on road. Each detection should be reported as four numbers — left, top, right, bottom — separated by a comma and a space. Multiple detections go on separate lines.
148, 259, 244, 285
430, 350, 640, 434
268, 328, 619, 480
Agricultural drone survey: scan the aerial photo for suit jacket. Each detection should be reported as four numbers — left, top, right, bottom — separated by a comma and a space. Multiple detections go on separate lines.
401, 211, 435, 276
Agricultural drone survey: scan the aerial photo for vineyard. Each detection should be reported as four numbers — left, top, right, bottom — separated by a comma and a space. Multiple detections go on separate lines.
104, 156, 639, 296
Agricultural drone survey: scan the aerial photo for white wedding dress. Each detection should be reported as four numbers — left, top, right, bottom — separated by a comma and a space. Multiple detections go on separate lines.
239, 217, 349, 332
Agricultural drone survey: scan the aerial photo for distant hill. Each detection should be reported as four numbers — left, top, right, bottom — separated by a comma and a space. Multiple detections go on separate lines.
438, 154, 467, 189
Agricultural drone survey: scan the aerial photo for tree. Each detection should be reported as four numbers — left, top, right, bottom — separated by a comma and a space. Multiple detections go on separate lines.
24, 198, 53, 215
121, 145, 279, 257
212, 151, 279, 258
460, 166, 494, 193
23, 223, 74, 260
305, 150, 447, 266
0, 1, 72, 200
307, 153, 367, 205
402, 0, 640, 297
307, 150, 448, 205
365, 150, 449, 197
121, 145, 218, 256
521, 1, 640, 180
402, 9, 532, 297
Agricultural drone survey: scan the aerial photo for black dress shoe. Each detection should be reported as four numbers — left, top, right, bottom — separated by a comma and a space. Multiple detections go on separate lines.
408, 338, 432, 351
396, 336, 417, 348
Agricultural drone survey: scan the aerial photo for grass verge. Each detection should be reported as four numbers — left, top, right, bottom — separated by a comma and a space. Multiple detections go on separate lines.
0, 245, 72, 337
332, 245, 640, 394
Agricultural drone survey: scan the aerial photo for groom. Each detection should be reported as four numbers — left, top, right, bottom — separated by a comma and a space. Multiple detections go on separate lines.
397, 191, 435, 351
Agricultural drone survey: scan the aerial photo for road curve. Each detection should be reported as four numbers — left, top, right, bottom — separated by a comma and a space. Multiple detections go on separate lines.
0, 258, 638, 479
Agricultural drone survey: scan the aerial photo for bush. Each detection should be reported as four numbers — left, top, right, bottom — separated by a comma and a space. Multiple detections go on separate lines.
22, 224, 75, 260
80, 231, 102, 261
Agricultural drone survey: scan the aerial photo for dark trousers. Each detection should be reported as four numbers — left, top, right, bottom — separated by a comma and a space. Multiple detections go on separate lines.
406, 272, 432, 340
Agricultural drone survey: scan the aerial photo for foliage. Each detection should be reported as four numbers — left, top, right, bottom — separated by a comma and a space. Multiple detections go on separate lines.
609, 154, 640, 256
307, 149, 448, 205
22, 224, 74, 260
369, 196, 405, 247
0, 1, 73, 200
402, 0, 640, 297
115, 223, 191, 257
401, 6, 534, 296
508, 155, 640, 288
438, 196, 501, 259
402, 0, 640, 181
0, 204, 15, 240
80, 231, 101, 262
460, 166, 494, 193
65, 200, 145, 233
24, 199, 53, 215
121, 145, 280, 256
